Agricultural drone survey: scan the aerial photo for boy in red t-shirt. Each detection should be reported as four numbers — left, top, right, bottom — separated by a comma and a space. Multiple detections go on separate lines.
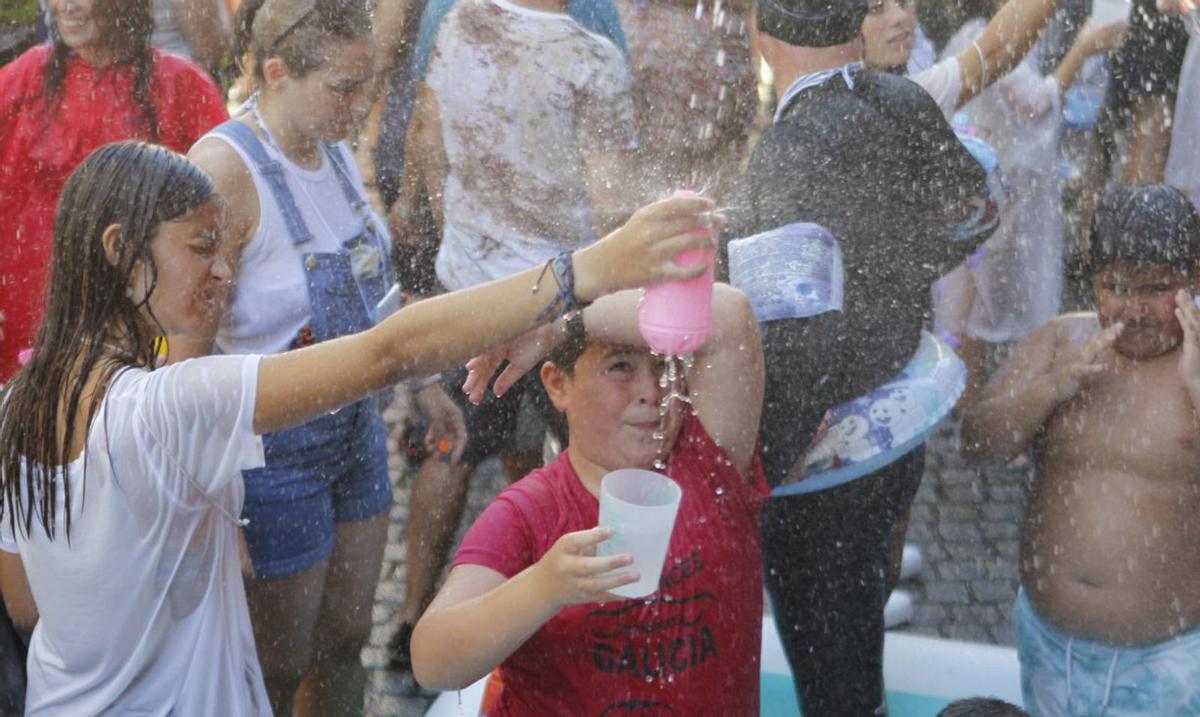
411, 284, 767, 715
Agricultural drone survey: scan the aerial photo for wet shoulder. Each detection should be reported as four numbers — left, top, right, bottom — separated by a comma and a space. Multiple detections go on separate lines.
0, 44, 51, 96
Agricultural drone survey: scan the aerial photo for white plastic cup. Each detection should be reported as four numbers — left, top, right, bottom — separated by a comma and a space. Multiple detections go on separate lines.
596, 468, 683, 599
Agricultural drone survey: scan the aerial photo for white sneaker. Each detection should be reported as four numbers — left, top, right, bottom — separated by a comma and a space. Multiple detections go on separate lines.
884, 589, 914, 628
899, 544, 923, 582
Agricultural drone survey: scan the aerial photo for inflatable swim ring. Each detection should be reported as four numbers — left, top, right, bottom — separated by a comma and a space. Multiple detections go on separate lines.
726, 222, 843, 322
771, 330, 965, 497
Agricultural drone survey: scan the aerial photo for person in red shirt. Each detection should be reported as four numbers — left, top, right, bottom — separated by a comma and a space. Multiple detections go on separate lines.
412, 283, 768, 715
0, 0, 227, 380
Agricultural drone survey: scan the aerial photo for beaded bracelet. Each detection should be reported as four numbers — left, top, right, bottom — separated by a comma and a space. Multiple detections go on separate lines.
532, 251, 583, 322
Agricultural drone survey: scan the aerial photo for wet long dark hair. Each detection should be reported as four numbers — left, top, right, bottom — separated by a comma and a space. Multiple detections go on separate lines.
0, 141, 216, 541
236, 0, 371, 81
41, 0, 160, 141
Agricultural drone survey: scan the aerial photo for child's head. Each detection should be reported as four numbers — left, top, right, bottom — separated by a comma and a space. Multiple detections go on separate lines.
541, 319, 683, 472
937, 697, 1029, 717
1089, 185, 1200, 359
242, 0, 374, 141
861, 0, 919, 71
41, 141, 223, 366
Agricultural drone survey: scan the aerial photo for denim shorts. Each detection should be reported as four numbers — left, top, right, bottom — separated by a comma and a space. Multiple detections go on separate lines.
241, 401, 393, 579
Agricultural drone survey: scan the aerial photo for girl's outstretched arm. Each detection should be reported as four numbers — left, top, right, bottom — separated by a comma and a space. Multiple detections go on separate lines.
252, 196, 718, 434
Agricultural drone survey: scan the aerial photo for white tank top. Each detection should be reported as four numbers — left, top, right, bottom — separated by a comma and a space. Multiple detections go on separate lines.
204, 123, 390, 355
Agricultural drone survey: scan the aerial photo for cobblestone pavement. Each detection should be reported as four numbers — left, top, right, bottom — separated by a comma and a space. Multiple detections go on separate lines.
362, 395, 510, 716
360, 398, 1033, 714
896, 417, 1029, 647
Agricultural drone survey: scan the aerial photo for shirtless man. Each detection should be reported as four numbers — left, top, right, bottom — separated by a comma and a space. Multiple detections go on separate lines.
962, 184, 1200, 715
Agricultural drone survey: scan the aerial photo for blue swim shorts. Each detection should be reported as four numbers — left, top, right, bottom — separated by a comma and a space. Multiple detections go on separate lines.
1014, 588, 1200, 716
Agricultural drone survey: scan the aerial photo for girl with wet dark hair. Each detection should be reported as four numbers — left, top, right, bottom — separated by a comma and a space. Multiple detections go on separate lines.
0, 0, 228, 383
0, 140, 716, 714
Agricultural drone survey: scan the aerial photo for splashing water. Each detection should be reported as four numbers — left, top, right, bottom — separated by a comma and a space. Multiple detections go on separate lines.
653, 354, 695, 470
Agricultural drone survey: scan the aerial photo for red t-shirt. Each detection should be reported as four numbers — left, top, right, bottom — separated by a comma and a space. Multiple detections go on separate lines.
454, 412, 768, 716
0, 46, 228, 380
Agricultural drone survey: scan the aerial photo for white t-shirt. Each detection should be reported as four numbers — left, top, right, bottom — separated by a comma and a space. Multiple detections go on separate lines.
1165, 26, 1199, 205
426, 0, 638, 290
206, 131, 390, 355
912, 55, 963, 118
0, 355, 270, 716
907, 21, 938, 75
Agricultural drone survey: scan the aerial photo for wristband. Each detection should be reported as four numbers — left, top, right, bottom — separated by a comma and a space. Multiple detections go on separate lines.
533, 251, 586, 322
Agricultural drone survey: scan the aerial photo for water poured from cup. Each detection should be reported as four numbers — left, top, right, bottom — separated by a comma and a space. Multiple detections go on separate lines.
597, 468, 683, 598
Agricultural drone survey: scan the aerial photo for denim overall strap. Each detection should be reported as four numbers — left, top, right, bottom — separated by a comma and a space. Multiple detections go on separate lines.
210, 120, 315, 246
324, 142, 370, 215
324, 144, 393, 283
323, 142, 394, 303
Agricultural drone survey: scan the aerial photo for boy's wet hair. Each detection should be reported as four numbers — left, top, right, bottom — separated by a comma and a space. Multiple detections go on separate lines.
544, 313, 589, 375
936, 697, 1029, 717
1089, 185, 1200, 277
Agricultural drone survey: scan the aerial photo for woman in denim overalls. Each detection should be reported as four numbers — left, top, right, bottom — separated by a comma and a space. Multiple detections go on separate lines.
189, 0, 465, 711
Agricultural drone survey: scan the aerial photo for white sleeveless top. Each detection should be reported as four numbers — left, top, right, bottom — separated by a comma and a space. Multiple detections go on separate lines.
202, 123, 391, 355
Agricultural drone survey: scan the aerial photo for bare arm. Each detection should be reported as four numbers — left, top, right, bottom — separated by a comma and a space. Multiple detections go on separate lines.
1053, 21, 1129, 95
373, 0, 413, 83
955, 0, 1058, 106
0, 552, 36, 634
1123, 94, 1174, 182
174, 0, 232, 73
412, 525, 638, 690
962, 319, 1123, 462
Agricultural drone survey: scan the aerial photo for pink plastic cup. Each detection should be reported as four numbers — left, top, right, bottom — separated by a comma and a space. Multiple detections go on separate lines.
638, 191, 715, 355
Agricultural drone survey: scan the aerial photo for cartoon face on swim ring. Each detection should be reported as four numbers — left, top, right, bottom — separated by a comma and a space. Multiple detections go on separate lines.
772, 330, 965, 497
